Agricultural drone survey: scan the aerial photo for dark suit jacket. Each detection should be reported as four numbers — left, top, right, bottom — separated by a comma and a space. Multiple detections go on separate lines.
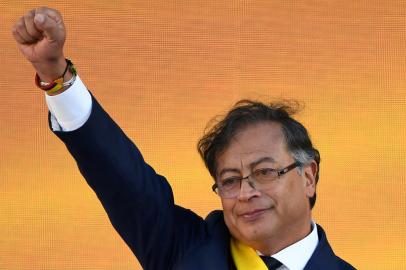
51, 95, 356, 270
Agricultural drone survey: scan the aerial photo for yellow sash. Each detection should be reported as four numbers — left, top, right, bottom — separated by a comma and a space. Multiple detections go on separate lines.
230, 237, 268, 270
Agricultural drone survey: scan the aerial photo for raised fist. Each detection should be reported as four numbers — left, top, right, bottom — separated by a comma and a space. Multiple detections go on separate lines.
12, 7, 67, 82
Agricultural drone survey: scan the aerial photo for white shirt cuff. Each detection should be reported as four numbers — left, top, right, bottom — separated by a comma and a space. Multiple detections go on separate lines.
45, 75, 92, 132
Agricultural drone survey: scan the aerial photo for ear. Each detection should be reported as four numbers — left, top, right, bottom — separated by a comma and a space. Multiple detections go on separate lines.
303, 160, 317, 198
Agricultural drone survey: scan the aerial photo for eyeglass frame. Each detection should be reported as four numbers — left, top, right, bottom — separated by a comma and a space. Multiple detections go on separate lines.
212, 162, 301, 198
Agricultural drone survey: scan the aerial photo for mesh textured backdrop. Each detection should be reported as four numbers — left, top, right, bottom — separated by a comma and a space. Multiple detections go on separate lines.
1, 1, 405, 269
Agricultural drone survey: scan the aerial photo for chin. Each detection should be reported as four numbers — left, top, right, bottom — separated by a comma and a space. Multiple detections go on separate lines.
234, 218, 274, 244
245, 226, 270, 242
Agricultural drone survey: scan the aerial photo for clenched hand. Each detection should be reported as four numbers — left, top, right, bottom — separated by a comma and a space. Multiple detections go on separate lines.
12, 7, 68, 82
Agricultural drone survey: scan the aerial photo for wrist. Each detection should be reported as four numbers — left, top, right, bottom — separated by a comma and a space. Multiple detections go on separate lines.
35, 58, 77, 96
32, 57, 69, 82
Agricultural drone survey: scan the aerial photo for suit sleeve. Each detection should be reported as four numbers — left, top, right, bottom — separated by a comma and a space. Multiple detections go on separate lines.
51, 94, 207, 269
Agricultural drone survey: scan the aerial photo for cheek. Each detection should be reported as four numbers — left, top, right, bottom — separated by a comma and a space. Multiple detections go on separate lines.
221, 199, 238, 227
221, 199, 234, 218
276, 178, 308, 210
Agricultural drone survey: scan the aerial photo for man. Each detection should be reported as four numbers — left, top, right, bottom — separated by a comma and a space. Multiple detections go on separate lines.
12, 7, 355, 270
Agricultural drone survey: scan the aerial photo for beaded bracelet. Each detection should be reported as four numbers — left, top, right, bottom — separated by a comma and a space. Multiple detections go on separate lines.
35, 59, 77, 94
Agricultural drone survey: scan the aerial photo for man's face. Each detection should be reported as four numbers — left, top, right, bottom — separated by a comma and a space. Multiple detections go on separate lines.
216, 122, 317, 253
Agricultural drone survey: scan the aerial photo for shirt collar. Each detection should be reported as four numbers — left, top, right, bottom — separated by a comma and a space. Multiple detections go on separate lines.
257, 221, 319, 270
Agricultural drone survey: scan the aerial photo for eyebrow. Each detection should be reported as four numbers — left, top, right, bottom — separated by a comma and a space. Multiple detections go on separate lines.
217, 156, 276, 178
250, 156, 276, 168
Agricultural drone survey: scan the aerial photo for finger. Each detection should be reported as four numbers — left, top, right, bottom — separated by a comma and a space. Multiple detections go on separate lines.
35, 6, 62, 19
15, 16, 37, 43
24, 9, 42, 40
34, 7, 65, 42
12, 24, 26, 44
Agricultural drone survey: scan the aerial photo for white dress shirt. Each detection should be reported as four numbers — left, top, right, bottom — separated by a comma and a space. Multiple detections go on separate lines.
257, 221, 319, 270
45, 78, 319, 270
45, 75, 92, 132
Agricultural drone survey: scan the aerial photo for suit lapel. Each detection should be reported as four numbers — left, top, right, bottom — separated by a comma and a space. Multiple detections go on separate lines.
303, 225, 340, 270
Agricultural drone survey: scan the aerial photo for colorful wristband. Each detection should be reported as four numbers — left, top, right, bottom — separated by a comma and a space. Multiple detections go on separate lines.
35, 59, 77, 94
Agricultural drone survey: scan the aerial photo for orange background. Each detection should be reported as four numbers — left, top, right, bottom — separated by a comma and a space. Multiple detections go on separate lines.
1, 1, 405, 269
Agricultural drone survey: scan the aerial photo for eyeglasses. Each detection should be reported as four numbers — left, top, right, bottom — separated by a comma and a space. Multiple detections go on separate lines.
212, 162, 300, 199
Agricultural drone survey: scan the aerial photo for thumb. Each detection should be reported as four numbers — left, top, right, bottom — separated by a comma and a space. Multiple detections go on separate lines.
34, 13, 64, 42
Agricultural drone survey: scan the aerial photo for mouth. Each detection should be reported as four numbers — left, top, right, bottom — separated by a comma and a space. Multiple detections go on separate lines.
238, 208, 271, 222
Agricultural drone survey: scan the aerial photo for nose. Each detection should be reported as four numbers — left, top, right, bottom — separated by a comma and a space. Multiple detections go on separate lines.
237, 177, 261, 201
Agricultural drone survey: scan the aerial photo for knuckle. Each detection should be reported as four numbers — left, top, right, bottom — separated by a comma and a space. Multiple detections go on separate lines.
23, 14, 32, 24
16, 18, 25, 30
23, 13, 28, 20
37, 6, 58, 15
25, 10, 35, 18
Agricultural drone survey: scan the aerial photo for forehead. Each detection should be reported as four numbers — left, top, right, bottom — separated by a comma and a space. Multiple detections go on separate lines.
216, 122, 290, 172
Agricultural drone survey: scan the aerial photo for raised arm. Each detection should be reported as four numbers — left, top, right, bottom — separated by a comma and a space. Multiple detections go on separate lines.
12, 8, 207, 269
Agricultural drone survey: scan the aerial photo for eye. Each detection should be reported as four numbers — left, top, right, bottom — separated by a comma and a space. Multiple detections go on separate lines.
254, 168, 277, 178
220, 177, 240, 189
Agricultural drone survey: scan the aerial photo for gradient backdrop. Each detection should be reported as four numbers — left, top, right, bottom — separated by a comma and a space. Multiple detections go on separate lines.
1, 1, 405, 269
